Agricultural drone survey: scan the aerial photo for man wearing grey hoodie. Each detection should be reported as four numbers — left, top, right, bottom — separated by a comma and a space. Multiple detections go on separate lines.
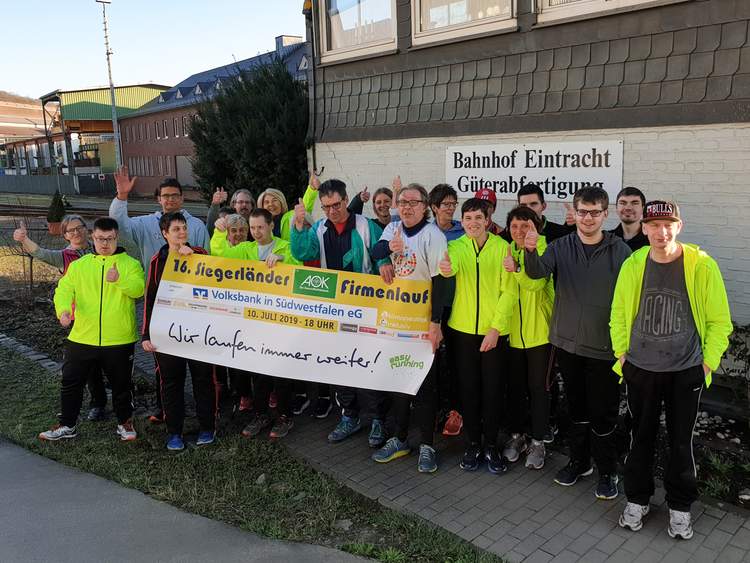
109, 167, 210, 275
524, 187, 631, 501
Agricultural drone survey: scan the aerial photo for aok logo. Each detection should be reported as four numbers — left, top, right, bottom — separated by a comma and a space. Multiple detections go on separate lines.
192, 287, 209, 300
293, 270, 338, 299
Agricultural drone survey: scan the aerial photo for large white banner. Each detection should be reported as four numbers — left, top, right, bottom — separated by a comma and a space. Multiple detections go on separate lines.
150, 253, 434, 395
446, 141, 624, 202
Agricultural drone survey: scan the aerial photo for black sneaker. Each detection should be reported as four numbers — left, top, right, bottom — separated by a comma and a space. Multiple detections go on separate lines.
313, 396, 332, 419
292, 394, 310, 416
554, 460, 594, 486
460, 443, 482, 471
543, 424, 557, 444
485, 445, 509, 475
595, 474, 619, 500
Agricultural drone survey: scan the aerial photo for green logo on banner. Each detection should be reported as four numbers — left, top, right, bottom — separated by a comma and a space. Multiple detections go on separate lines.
293, 269, 338, 299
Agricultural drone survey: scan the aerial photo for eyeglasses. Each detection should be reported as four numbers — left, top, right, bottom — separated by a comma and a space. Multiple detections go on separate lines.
160, 193, 182, 200
439, 201, 458, 209
397, 199, 425, 208
321, 200, 344, 212
93, 236, 116, 244
575, 209, 605, 218
65, 226, 87, 234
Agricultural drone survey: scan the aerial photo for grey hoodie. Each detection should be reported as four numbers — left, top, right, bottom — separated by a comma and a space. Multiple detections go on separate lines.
525, 230, 632, 361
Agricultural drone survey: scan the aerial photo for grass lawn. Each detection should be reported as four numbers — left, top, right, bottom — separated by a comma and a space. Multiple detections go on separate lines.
0, 346, 500, 563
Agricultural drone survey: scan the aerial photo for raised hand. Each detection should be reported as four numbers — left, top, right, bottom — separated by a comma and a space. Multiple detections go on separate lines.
564, 202, 575, 225
524, 219, 539, 252
106, 263, 119, 283
309, 170, 321, 191
293, 198, 306, 229
214, 217, 228, 232
212, 187, 228, 206
114, 165, 136, 200
389, 225, 405, 253
13, 221, 27, 243
59, 311, 72, 328
503, 244, 517, 273
439, 250, 452, 276
360, 185, 371, 203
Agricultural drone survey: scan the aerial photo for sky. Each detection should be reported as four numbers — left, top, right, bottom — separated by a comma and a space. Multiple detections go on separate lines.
4, 0, 307, 98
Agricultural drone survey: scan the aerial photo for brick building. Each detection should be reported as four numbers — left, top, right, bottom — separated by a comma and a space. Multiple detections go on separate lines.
305, 0, 750, 323
120, 35, 310, 197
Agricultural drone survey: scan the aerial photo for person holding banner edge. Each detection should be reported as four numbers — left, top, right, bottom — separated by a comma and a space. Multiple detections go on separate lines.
290, 178, 388, 448
141, 212, 218, 451
370, 183, 448, 473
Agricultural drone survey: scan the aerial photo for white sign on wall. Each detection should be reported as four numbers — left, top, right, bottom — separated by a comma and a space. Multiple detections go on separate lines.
445, 141, 624, 202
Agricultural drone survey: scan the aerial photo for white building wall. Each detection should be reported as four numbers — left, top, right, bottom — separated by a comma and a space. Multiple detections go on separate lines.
311, 123, 750, 324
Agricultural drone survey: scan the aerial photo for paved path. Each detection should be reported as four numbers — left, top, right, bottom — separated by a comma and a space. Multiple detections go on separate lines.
0, 438, 361, 563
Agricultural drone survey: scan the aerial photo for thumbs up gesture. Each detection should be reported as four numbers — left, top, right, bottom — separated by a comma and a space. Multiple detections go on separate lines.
106, 263, 119, 283
360, 185, 371, 203
503, 244, 517, 273
309, 170, 321, 191
13, 221, 27, 242
439, 250, 453, 276
524, 219, 539, 252
211, 187, 228, 206
293, 197, 306, 230
389, 225, 405, 253
564, 202, 575, 225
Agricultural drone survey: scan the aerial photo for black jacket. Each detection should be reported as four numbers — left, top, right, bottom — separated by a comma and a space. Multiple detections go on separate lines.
610, 224, 649, 251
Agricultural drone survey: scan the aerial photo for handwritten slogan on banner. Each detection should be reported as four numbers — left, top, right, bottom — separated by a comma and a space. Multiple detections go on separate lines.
445, 141, 624, 202
149, 253, 434, 395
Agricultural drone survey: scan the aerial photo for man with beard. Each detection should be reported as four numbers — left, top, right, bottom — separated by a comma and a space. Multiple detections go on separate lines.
611, 187, 649, 251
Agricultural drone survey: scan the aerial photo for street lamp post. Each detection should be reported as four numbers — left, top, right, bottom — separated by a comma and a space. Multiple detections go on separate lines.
96, 0, 122, 170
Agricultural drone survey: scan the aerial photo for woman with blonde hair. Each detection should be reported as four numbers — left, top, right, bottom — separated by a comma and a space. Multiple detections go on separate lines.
257, 173, 319, 240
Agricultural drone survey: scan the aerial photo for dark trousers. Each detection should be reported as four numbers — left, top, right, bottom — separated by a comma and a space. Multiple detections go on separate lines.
154, 353, 217, 435
392, 357, 437, 446
254, 374, 293, 417
556, 349, 620, 475
228, 368, 253, 398
60, 341, 134, 427
437, 324, 460, 415
454, 331, 505, 446
86, 366, 108, 409
624, 362, 704, 511
508, 344, 551, 441
335, 386, 387, 421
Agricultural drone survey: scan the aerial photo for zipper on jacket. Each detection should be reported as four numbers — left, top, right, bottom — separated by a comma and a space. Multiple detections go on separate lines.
518, 294, 527, 349
99, 261, 105, 346
474, 241, 482, 335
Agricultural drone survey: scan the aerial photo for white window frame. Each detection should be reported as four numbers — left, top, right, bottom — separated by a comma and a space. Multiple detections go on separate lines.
163, 119, 169, 138
315, 0, 398, 64
536, 0, 690, 26
166, 156, 171, 176
411, 0, 516, 47
173, 117, 180, 137
182, 115, 190, 137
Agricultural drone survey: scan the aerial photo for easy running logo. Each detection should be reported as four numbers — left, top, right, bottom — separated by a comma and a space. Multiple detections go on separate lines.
292, 269, 338, 299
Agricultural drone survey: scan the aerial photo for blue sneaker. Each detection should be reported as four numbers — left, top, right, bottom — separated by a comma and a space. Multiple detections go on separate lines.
167, 434, 184, 451
196, 430, 216, 446
368, 418, 386, 448
418, 444, 438, 473
328, 415, 362, 443
372, 437, 411, 463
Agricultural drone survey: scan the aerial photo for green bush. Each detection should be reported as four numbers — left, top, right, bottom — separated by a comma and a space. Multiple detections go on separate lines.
46, 191, 66, 223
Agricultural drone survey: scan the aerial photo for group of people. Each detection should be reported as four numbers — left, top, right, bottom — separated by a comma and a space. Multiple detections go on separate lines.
15, 166, 733, 541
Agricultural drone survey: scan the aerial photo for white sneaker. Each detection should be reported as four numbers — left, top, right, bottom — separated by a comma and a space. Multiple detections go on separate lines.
502, 433, 527, 463
619, 502, 650, 531
668, 509, 693, 539
39, 424, 77, 441
525, 439, 546, 470
116, 420, 137, 442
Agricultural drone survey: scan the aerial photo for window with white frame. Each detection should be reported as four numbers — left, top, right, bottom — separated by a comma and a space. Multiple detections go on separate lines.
536, 0, 690, 26
182, 115, 190, 137
317, 0, 397, 63
163, 119, 169, 138
166, 156, 171, 175
158, 155, 163, 175
155, 121, 161, 139
412, 0, 515, 45
173, 117, 179, 137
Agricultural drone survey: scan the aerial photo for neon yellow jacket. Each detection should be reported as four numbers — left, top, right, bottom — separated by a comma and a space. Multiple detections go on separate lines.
442, 233, 510, 336
610, 244, 733, 386
210, 229, 300, 264
493, 236, 555, 349
54, 250, 145, 346
278, 185, 318, 241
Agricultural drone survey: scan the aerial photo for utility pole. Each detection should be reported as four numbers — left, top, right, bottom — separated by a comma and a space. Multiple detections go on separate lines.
96, 0, 122, 170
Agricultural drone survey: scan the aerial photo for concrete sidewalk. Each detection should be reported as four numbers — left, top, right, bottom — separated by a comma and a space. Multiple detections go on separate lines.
0, 439, 361, 563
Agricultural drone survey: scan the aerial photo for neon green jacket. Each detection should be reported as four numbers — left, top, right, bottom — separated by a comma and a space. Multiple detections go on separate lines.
442, 233, 510, 336
610, 244, 733, 386
277, 185, 318, 241
210, 229, 300, 264
54, 249, 145, 346
493, 236, 555, 349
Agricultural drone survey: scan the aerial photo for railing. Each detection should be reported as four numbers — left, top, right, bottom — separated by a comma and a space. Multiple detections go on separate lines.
0, 175, 78, 195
